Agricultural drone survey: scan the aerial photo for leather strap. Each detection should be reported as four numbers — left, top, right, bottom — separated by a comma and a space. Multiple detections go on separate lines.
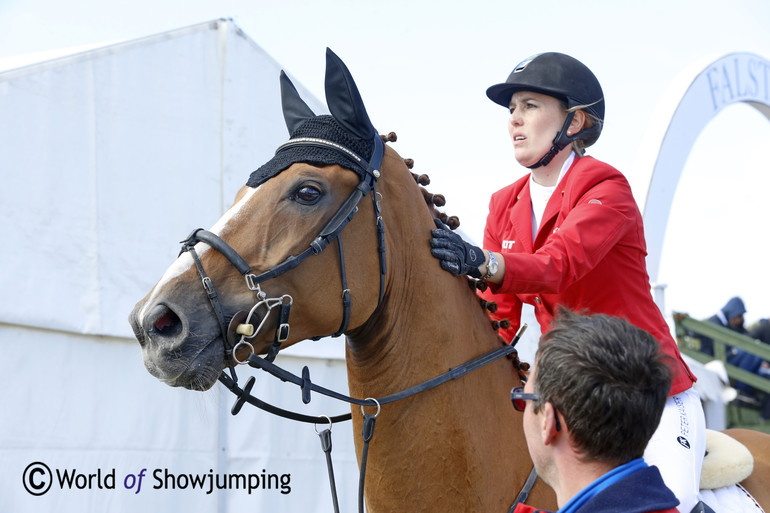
508, 466, 539, 512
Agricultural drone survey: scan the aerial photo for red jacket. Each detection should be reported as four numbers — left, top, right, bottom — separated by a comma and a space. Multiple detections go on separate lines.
481, 156, 694, 395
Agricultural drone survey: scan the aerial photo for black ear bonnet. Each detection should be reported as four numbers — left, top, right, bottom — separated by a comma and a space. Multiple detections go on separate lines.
247, 116, 374, 187
247, 48, 380, 188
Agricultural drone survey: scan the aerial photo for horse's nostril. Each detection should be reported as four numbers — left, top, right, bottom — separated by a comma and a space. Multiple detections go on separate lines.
155, 310, 176, 332
147, 304, 183, 339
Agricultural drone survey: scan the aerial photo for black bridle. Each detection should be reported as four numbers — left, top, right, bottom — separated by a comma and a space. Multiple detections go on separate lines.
178, 133, 536, 512
179, 134, 386, 373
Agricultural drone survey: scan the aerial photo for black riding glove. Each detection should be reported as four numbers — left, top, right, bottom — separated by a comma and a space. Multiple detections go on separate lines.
429, 218, 485, 278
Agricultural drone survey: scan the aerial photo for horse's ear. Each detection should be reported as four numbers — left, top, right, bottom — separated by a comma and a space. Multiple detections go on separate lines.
324, 48, 376, 140
281, 70, 316, 134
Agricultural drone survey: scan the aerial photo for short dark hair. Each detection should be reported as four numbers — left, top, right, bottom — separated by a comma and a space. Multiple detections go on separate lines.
533, 309, 671, 465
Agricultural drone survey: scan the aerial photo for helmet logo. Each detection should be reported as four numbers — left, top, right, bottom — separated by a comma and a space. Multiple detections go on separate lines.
513, 54, 540, 73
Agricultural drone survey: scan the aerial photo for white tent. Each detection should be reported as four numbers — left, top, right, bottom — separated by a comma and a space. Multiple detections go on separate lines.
0, 19, 360, 512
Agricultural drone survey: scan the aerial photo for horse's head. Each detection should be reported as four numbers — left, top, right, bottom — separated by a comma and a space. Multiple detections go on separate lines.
129, 49, 392, 390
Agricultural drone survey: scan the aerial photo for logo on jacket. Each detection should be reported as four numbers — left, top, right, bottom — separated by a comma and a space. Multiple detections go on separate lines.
676, 436, 691, 449
502, 240, 515, 249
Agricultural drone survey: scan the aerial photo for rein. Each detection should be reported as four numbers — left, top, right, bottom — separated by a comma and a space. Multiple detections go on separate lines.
218, 327, 526, 422
216, 327, 529, 513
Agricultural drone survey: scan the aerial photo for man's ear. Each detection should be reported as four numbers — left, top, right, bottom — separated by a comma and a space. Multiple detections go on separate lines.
541, 402, 561, 445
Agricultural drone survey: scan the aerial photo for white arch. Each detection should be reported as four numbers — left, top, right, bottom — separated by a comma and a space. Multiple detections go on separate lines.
639, 52, 770, 308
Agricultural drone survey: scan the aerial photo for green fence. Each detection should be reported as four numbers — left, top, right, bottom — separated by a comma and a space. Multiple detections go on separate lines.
673, 312, 770, 395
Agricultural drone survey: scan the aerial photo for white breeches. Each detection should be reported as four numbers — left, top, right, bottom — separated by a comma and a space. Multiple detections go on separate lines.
644, 387, 706, 513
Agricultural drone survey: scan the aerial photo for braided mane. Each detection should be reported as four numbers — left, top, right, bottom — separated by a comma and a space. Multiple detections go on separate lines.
380, 131, 528, 377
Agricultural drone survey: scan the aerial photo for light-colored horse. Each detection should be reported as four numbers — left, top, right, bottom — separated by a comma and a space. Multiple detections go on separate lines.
129, 49, 770, 512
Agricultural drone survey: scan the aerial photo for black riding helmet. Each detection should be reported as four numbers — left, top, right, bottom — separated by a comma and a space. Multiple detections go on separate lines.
486, 52, 604, 168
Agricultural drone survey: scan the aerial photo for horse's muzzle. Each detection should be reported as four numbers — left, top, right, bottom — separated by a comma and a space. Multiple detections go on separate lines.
129, 300, 226, 390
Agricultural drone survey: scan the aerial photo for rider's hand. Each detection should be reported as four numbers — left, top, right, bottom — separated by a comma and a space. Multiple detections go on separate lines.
429, 218, 485, 278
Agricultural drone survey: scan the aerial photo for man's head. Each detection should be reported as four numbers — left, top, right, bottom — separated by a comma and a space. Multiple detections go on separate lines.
527, 309, 671, 467
721, 296, 746, 330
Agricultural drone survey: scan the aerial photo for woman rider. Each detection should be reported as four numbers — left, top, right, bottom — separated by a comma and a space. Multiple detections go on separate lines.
429, 52, 706, 513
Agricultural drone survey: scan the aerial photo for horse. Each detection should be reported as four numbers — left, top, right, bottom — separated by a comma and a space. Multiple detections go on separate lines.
129, 49, 770, 512
129, 48, 552, 512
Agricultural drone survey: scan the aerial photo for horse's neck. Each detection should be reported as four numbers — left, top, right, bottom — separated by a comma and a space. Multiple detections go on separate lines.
345, 160, 508, 396
346, 267, 531, 511
346, 267, 504, 389
343, 162, 535, 511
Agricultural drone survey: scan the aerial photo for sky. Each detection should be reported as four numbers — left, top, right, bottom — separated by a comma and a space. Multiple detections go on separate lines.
1, 0, 769, 324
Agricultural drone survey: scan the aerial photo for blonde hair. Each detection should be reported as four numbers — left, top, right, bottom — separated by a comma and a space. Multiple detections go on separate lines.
566, 102, 603, 155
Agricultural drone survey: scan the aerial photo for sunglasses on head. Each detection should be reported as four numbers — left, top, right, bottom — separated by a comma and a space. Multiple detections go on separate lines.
511, 386, 561, 431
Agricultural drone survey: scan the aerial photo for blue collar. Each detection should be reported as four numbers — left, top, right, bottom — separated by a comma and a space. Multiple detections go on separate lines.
558, 458, 647, 513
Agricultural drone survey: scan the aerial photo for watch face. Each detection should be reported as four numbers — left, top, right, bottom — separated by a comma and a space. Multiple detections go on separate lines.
487, 253, 498, 277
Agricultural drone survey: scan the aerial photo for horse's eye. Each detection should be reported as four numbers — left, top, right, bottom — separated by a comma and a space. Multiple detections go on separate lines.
294, 185, 322, 204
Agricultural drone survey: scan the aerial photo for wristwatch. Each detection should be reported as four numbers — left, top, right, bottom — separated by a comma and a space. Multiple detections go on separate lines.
484, 251, 499, 280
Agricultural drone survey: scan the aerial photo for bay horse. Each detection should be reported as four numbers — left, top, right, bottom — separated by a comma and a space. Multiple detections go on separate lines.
129, 49, 770, 512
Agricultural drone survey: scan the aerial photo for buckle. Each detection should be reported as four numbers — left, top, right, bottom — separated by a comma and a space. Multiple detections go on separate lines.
277, 323, 290, 343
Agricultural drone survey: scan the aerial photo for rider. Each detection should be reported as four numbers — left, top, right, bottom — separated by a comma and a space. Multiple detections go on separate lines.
429, 52, 706, 512
512, 309, 679, 513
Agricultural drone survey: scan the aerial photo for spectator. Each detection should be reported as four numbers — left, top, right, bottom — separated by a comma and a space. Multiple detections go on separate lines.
750, 318, 770, 348
749, 319, 770, 381
737, 318, 770, 419
698, 296, 747, 357
510, 309, 682, 513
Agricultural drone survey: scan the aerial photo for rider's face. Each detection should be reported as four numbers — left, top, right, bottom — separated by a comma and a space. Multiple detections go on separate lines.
508, 91, 567, 168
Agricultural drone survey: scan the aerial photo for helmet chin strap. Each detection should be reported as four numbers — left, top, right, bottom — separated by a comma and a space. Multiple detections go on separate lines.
527, 111, 577, 170
526, 110, 603, 170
